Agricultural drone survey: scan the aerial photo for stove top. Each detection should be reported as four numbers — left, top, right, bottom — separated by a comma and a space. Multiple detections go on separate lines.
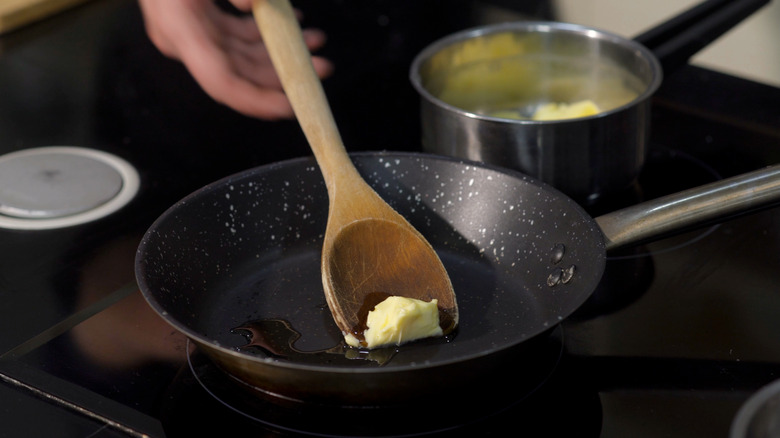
1, 1, 780, 437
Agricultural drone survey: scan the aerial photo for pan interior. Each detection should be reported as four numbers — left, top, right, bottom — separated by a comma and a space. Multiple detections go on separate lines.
136, 153, 605, 370
413, 22, 658, 120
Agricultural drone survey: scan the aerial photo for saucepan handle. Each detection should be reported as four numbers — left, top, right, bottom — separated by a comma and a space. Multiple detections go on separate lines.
632, 0, 770, 74
595, 164, 780, 251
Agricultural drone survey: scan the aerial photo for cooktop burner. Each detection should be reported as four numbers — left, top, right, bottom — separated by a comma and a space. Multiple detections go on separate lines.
594, 146, 724, 261
176, 327, 567, 437
0, 147, 139, 230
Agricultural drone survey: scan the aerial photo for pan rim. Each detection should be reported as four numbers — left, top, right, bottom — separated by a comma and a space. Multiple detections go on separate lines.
135, 151, 605, 375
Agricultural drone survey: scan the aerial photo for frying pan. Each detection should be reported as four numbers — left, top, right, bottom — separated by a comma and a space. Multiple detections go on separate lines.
136, 152, 780, 407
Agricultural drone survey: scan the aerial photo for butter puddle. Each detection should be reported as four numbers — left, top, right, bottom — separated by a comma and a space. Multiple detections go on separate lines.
232, 318, 397, 366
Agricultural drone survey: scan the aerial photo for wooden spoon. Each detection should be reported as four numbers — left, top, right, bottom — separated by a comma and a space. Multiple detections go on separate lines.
252, 0, 458, 342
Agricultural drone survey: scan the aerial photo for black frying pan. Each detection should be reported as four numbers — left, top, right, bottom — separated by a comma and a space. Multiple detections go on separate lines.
136, 152, 780, 410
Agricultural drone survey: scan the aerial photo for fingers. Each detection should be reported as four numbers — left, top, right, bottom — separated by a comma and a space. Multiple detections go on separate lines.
227, 0, 254, 11
224, 28, 329, 74
191, 14, 334, 119
311, 56, 335, 81
210, 78, 297, 120
178, 30, 295, 119
301, 28, 329, 53
211, 8, 262, 43
138, 0, 334, 120
196, 52, 333, 120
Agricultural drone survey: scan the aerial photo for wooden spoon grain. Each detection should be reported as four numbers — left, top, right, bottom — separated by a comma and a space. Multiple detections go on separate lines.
252, 0, 458, 342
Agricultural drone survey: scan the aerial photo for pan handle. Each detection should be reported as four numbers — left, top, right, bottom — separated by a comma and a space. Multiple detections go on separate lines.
632, 0, 770, 74
595, 164, 780, 251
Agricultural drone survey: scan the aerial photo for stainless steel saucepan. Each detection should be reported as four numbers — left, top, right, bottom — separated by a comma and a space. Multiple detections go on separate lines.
410, 0, 769, 204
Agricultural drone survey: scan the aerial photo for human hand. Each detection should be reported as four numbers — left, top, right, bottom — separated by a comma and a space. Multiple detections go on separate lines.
138, 0, 333, 120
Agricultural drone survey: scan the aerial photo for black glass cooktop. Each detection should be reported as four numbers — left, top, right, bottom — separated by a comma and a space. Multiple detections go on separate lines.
1, 1, 779, 437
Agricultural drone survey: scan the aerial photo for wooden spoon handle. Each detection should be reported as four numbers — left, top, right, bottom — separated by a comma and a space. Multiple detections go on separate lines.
252, 0, 357, 193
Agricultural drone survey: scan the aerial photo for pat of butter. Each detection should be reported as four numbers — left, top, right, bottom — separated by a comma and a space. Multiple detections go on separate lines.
345, 296, 443, 349
532, 99, 601, 121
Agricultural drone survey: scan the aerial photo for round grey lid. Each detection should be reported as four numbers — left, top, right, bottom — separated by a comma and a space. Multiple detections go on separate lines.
0, 149, 124, 219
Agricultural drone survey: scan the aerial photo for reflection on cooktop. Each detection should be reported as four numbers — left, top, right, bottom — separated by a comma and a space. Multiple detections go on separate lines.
155, 328, 594, 437
592, 146, 723, 261
572, 146, 723, 319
